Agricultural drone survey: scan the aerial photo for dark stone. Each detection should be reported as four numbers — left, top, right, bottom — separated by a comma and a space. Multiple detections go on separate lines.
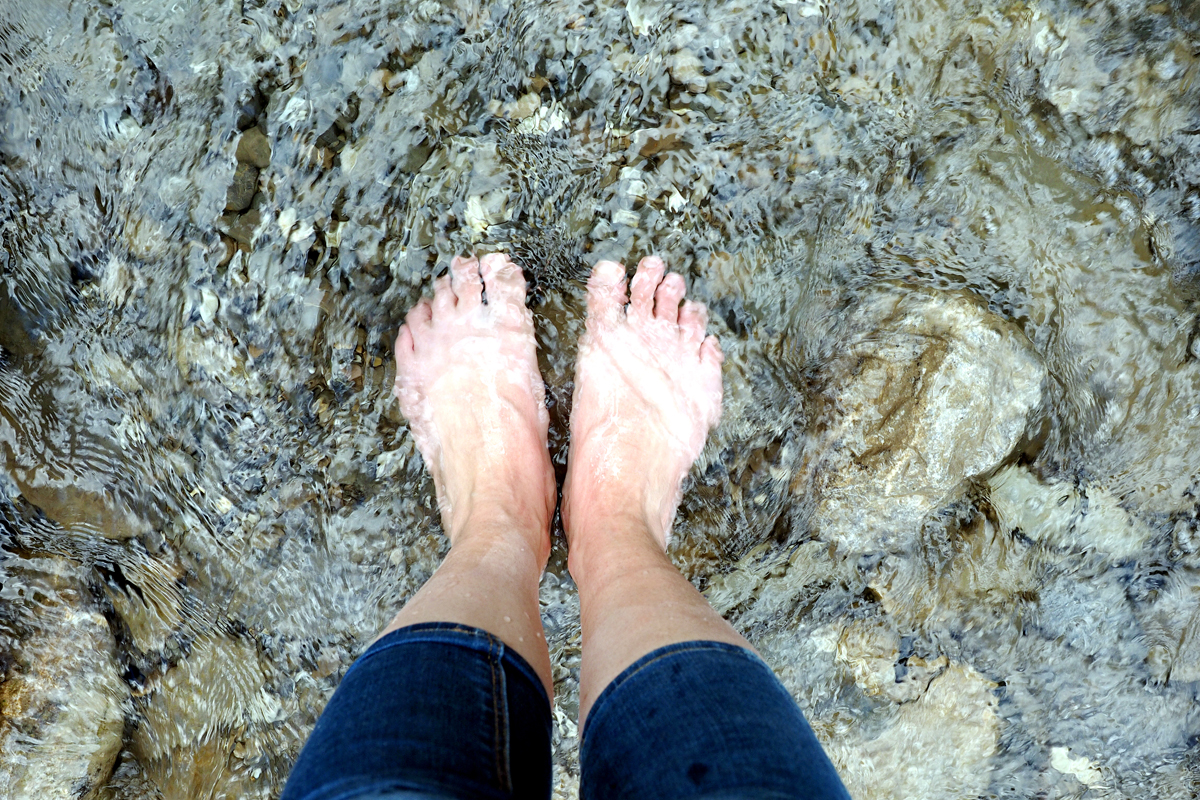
216, 192, 264, 246
235, 89, 266, 131
224, 163, 259, 212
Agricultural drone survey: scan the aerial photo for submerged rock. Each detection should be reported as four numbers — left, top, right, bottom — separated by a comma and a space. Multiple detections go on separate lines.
133, 635, 280, 800
836, 617, 947, 705
226, 162, 260, 212
805, 286, 1046, 552
235, 127, 272, 170
988, 464, 1157, 559
832, 664, 1000, 799
0, 561, 126, 800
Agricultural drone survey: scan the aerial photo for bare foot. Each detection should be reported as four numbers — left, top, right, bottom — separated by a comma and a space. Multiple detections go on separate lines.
393, 254, 555, 552
562, 256, 723, 549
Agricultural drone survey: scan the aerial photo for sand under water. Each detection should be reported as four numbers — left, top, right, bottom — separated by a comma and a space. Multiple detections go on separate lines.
1, 0, 1199, 797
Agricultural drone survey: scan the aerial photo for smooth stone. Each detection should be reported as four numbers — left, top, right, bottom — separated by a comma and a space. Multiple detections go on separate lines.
0, 565, 126, 800
668, 50, 707, 93
10, 467, 148, 542
216, 193, 264, 246
235, 127, 272, 169
832, 664, 999, 798
805, 285, 1046, 552
505, 91, 541, 120
106, 557, 186, 656
836, 617, 948, 704
988, 464, 1156, 558
133, 635, 278, 800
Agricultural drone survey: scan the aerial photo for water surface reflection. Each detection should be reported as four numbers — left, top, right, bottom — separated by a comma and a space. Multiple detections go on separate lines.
1, 0, 1199, 797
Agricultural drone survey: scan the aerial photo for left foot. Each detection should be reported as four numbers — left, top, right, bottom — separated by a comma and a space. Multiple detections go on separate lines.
393, 254, 555, 553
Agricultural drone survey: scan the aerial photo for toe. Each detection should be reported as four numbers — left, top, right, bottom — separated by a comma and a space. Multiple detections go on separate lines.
678, 299, 709, 345
479, 253, 527, 306
393, 326, 415, 398
405, 299, 433, 337
654, 272, 686, 324
585, 260, 629, 323
450, 255, 483, 309
700, 334, 724, 367
432, 274, 457, 315
395, 324, 415, 359
629, 256, 666, 322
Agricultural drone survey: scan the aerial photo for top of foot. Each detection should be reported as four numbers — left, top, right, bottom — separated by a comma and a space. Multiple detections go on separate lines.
562, 256, 723, 547
393, 253, 555, 545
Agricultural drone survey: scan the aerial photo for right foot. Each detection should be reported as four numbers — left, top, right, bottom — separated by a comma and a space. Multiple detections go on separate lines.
393, 254, 555, 552
562, 256, 724, 549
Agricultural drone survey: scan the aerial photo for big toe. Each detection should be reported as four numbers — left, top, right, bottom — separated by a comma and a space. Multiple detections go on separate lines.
629, 256, 666, 322
479, 253, 527, 306
585, 260, 629, 323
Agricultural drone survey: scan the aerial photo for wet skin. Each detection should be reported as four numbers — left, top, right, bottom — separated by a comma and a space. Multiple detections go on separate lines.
387, 253, 750, 717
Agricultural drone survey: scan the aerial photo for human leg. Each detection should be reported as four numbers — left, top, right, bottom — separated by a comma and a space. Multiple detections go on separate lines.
383, 252, 556, 692
281, 624, 553, 800
562, 256, 744, 720
282, 254, 556, 800
564, 257, 848, 798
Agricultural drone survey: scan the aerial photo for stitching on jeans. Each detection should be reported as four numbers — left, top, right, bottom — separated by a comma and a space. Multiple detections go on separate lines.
348, 625, 551, 709
496, 642, 516, 791
347, 625, 490, 673
615, 641, 758, 685
489, 636, 512, 792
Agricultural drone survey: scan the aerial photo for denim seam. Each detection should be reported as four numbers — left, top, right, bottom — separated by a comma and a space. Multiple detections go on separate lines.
488, 636, 513, 793
347, 624, 485, 671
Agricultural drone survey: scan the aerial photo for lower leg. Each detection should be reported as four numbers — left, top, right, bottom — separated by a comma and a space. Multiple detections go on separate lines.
386, 253, 556, 694
381, 510, 552, 693
563, 256, 745, 723
567, 511, 750, 721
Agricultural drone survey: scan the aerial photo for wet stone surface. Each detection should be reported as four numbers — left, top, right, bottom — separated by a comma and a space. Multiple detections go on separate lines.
1, 0, 1200, 797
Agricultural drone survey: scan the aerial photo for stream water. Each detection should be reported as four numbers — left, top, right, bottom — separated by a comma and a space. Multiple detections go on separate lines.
2, 0, 1199, 797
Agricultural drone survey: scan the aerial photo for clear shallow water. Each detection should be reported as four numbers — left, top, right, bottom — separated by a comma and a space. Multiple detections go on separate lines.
1, 0, 1199, 797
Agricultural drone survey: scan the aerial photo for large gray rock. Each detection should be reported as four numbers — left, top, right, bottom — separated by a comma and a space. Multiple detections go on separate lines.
806, 285, 1046, 552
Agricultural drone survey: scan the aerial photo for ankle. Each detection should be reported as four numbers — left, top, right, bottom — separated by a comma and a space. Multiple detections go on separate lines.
565, 514, 670, 588
563, 469, 676, 539
449, 504, 553, 566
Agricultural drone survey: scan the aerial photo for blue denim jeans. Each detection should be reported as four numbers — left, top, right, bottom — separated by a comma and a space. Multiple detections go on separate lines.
282, 623, 849, 800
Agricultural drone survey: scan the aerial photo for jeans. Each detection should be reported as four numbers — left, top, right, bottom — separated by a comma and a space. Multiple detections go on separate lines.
281, 623, 849, 800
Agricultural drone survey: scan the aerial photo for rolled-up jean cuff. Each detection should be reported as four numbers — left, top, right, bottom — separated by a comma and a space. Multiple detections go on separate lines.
348, 623, 550, 706
580, 640, 850, 800
281, 622, 552, 800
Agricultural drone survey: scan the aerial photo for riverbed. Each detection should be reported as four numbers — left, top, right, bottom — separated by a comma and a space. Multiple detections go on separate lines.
1, 0, 1198, 797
